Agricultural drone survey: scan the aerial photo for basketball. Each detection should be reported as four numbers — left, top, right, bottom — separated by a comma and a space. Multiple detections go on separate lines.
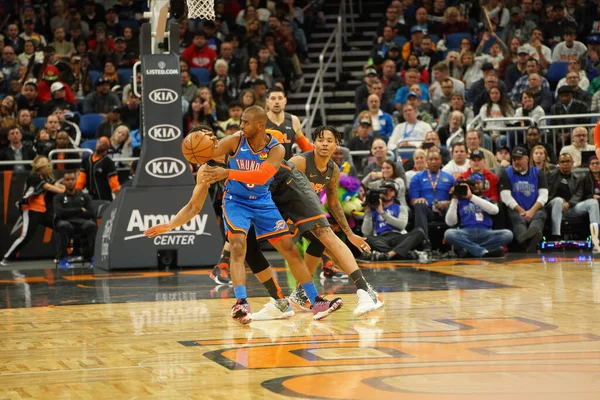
182, 130, 215, 164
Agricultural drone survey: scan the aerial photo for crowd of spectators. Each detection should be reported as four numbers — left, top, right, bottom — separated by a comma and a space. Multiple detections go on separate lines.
342, 0, 600, 259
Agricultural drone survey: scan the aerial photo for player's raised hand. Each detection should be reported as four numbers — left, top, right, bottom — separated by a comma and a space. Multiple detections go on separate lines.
199, 165, 228, 184
144, 224, 171, 238
348, 233, 371, 253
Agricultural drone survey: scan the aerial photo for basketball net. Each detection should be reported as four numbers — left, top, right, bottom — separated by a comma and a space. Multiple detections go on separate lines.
187, 0, 215, 20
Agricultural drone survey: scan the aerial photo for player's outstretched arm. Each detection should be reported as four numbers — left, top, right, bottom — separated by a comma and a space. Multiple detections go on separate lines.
144, 173, 210, 238
325, 167, 371, 253
200, 144, 285, 185
288, 155, 306, 173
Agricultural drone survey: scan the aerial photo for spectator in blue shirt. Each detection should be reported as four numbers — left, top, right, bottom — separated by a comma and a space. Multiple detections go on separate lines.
444, 173, 513, 257
354, 94, 394, 142
498, 146, 548, 252
394, 68, 429, 110
409, 150, 455, 248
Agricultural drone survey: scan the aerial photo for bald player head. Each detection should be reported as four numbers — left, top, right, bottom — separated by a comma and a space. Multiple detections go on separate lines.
241, 105, 268, 139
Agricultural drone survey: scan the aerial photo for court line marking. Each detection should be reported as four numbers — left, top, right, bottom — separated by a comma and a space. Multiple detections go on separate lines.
0, 365, 141, 377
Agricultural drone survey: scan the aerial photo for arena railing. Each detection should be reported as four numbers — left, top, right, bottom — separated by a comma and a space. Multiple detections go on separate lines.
302, 1, 348, 134
481, 116, 537, 148
537, 113, 600, 149
0, 153, 138, 167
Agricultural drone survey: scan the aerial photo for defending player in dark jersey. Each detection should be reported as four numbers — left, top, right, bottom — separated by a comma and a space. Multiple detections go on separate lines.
285, 126, 383, 314
144, 107, 343, 324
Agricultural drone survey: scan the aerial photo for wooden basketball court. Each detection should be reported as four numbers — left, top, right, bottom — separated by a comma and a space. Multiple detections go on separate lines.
1, 255, 600, 399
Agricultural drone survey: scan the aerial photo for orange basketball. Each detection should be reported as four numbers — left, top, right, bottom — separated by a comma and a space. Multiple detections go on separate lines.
182, 131, 215, 164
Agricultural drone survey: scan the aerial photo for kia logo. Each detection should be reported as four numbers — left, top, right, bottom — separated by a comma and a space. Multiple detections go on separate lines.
148, 124, 182, 142
149, 89, 178, 104
145, 157, 186, 178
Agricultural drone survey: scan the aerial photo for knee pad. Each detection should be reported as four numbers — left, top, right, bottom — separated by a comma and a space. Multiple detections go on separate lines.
245, 229, 270, 274
305, 238, 326, 258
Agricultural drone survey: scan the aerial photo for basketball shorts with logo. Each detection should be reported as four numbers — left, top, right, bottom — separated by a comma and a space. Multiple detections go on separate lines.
222, 194, 290, 242
271, 168, 330, 238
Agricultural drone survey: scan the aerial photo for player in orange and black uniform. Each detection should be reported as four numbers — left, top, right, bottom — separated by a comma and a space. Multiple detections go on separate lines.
76, 137, 120, 201
2, 156, 66, 266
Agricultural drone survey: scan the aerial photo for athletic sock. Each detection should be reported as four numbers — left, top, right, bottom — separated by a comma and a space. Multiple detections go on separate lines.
233, 285, 247, 301
301, 281, 319, 305
350, 270, 369, 292
263, 278, 284, 299
219, 249, 231, 268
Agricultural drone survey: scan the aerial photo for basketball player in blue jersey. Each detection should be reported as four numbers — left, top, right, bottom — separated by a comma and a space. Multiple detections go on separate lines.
145, 106, 343, 324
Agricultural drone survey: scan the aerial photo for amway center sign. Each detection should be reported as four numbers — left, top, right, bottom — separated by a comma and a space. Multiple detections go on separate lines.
125, 209, 210, 246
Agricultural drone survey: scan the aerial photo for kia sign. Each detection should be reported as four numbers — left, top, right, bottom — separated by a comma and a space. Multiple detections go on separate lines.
145, 157, 186, 179
94, 187, 223, 269
134, 53, 193, 188
149, 88, 178, 104
148, 124, 181, 141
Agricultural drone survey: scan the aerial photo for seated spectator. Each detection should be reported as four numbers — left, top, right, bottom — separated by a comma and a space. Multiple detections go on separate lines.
438, 93, 474, 129
460, 51, 484, 90
432, 78, 456, 111
403, 88, 435, 124
429, 62, 465, 109
521, 27, 552, 70
504, 47, 530, 92
405, 149, 427, 184
559, 127, 594, 168
371, 26, 398, 62
439, 7, 468, 37
514, 90, 546, 125
40, 114, 61, 142
212, 78, 232, 121
362, 180, 426, 261
393, 68, 429, 109
545, 153, 600, 241
388, 104, 432, 149
53, 170, 97, 269
95, 106, 123, 139
0, 126, 36, 172
442, 142, 470, 178
50, 131, 80, 170
400, 54, 430, 85
238, 56, 274, 91
381, 59, 403, 100
50, 26, 74, 61
461, 149, 500, 202
355, 68, 380, 111
554, 71, 592, 107
64, 55, 94, 101
218, 100, 243, 136
509, 58, 550, 104
495, 145, 511, 168
409, 150, 455, 249
479, 87, 515, 148
331, 147, 358, 178
466, 130, 497, 169
437, 110, 465, 148
0, 95, 17, 119
377, 5, 409, 40
498, 146, 548, 252
530, 144, 555, 174
551, 28, 587, 62
556, 58, 590, 92
181, 70, 199, 103
181, 32, 218, 70
16, 109, 36, 145
362, 138, 406, 184
347, 114, 376, 168
211, 59, 237, 99
484, 0, 510, 29
1, 156, 65, 266
443, 51, 462, 80
257, 44, 284, 87
524, 126, 557, 164
444, 172, 513, 257
502, 7, 536, 45
475, 34, 509, 71
40, 82, 78, 117
414, 34, 442, 73
472, 71, 505, 115
17, 39, 43, 66
363, 160, 405, 198
183, 95, 219, 134
543, 4, 577, 48
363, 94, 394, 142
76, 137, 120, 201
550, 86, 589, 147
37, 64, 78, 105
108, 125, 133, 167
16, 81, 43, 117
83, 77, 122, 115
240, 88, 257, 110
34, 129, 54, 157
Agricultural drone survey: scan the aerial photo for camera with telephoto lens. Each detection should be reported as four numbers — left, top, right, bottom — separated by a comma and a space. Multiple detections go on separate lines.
453, 177, 475, 200
365, 188, 387, 208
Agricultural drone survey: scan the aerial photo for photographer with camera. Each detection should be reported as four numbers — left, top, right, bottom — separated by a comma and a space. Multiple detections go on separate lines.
362, 181, 426, 261
444, 173, 513, 258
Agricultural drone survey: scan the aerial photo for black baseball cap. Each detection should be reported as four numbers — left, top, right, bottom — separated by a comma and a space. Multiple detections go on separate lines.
469, 149, 484, 160
359, 118, 371, 126
512, 146, 529, 158
96, 76, 110, 85
380, 180, 398, 192
557, 85, 574, 95
109, 105, 121, 113
497, 145, 510, 153
482, 62, 494, 71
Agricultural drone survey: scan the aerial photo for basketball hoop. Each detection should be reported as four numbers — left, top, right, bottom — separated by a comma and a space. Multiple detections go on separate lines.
186, 0, 215, 20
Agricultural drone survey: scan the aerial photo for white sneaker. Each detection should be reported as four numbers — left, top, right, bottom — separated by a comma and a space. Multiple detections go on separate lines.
1, 258, 9, 267
353, 288, 384, 316
252, 298, 295, 321
591, 223, 600, 253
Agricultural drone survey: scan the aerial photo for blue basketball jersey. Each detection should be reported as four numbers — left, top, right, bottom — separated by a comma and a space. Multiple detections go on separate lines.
505, 166, 540, 211
225, 134, 281, 201
458, 198, 493, 229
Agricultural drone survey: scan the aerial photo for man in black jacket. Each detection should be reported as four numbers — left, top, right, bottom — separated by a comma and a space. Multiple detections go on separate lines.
550, 86, 589, 148
545, 153, 600, 241
53, 171, 97, 268
0, 126, 37, 172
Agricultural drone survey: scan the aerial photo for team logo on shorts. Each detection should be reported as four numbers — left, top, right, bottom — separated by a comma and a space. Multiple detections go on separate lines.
274, 220, 286, 230
259, 152, 268, 160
